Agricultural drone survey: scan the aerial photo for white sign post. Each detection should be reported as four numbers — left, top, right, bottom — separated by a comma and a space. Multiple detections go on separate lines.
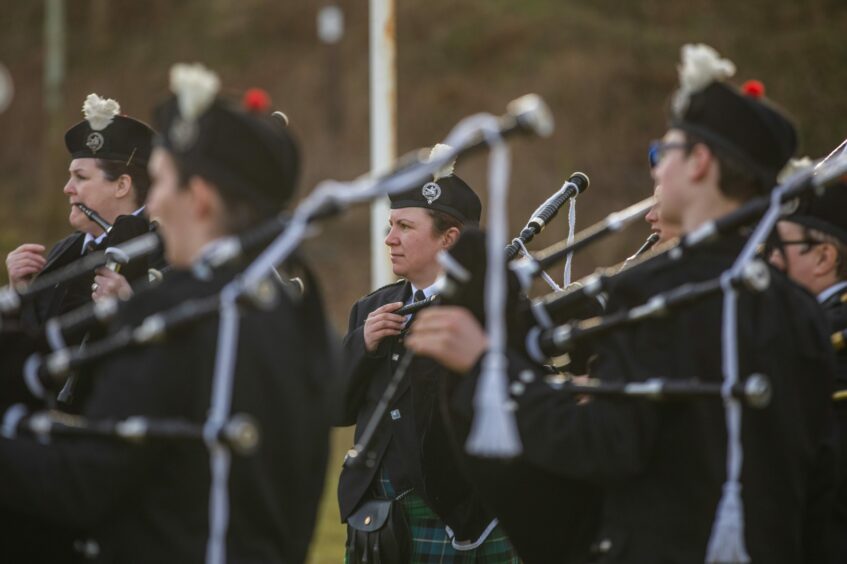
369, 0, 396, 290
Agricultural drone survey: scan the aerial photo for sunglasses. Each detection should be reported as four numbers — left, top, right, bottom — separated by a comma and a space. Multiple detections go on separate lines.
762, 237, 822, 257
648, 140, 693, 169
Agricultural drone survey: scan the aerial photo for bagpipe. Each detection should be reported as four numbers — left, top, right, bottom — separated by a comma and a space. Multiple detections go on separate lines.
1, 406, 259, 456
350, 135, 847, 464
344, 227, 532, 467
0, 207, 159, 324
504, 172, 589, 260
74, 202, 114, 235
5, 93, 556, 459
516, 143, 847, 347
543, 373, 772, 408
30, 213, 296, 354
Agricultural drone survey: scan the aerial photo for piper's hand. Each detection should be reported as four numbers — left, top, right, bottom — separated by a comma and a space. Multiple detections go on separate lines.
406, 306, 488, 374
6, 244, 47, 287
92, 267, 133, 302
363, 301, 405, 352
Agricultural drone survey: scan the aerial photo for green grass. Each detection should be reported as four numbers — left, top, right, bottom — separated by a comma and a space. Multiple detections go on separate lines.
306, 427, 355, 564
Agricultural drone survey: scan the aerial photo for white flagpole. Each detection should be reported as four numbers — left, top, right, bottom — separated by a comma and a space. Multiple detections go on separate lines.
369, 0, 397, 290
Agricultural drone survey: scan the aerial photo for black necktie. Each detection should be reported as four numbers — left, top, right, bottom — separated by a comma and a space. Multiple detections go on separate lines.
410, 290, 426, 322
400, 290, 427, 338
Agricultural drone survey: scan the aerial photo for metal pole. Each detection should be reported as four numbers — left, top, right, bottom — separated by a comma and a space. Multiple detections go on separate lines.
318, 4, 345, 134
44, 0, 65, 114
42, 0, 66, 232
369, 0, 396, 290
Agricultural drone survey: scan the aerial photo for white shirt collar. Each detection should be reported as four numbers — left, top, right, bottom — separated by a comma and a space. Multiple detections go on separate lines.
409, 281, 438, 302
818, 280, 847, 304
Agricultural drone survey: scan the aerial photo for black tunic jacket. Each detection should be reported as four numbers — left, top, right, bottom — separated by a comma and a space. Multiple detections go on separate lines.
825, 283, 847, 563
453, 236, 836, 563
0, 264, 334, 563
337, 280, 495, 541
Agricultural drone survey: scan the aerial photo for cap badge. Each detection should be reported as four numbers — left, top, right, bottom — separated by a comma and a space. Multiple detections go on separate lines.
422, 182, 441, 205
85, 132, 104, 153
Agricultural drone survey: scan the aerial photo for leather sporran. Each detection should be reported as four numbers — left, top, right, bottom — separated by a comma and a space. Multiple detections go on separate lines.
346, 498, 410, 564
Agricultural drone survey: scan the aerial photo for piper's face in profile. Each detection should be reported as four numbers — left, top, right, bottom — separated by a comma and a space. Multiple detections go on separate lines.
63, 158, 125, 236
767, 220, 823, 293
644, 184, 681, 243
644, 187, 662, 236
147, 147, 194, 268
650, 129, 692, 230
385, 207, 450, 288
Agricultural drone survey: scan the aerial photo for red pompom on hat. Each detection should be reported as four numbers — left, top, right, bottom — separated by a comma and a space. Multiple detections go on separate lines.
742, 79, 765, 99
242, 88, 271, 113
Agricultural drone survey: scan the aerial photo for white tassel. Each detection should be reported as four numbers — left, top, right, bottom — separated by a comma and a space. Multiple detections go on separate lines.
672, 44, 736, 117
169, 63, 220, 121
704, 175, 793, 564
464, 120, 522, 458
706, 271, 750, 564
466, 351, 522, 457
428, 143, 456, 181
705, 482, 750, 564
82, 93, 120, 131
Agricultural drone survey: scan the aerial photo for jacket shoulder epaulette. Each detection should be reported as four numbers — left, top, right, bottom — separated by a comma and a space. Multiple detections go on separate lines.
364, 278, 406, 298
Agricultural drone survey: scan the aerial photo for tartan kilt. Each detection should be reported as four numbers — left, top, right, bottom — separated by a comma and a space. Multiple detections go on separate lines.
345, 473, 520, 564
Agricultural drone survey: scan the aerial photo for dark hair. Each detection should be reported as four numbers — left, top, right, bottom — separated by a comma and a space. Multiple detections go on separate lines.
428, 209, 464, 237
173, 160, 267, 235
682, 133, 763, 202
96, 158, 151, 208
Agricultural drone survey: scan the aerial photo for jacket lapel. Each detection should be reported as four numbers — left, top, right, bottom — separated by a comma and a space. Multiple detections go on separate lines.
40, 232, 85, 275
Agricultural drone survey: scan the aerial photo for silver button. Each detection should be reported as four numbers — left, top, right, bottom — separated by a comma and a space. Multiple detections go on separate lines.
390, 409, 401, 420
391, 353, 400, 361
510, 381, 526, 396
519, 369, 535, 383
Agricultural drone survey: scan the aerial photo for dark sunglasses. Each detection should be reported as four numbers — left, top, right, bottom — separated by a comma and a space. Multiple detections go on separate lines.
648, 140, 693, 169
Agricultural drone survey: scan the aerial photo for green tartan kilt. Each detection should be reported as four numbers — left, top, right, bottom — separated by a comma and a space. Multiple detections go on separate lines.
345, 473, 520, 564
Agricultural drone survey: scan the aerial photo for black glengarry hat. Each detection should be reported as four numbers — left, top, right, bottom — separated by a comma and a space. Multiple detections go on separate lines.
787, 178, 847, 244
389, 144, 482, 225
154, 63, 300, 214
64, 94, 154, 166
669, 44, 797, 191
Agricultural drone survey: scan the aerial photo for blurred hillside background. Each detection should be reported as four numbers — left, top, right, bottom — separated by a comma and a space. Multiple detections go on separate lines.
1, 1, 846, 561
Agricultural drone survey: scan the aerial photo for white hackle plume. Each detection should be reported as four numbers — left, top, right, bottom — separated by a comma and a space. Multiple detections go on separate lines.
82, 93, 120, 131
169, 63, 220, 121
428, 143, 456, 181
672, 44, 736, 116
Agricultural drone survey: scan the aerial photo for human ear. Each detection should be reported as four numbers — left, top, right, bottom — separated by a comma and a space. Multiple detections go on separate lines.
442, 226, 461, 249
115, 173, 133, 200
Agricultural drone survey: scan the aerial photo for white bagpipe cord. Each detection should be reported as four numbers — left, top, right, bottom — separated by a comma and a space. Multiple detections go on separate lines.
563, 196, 578, 286
705, 184, 785, 564
514, 238, 561, 292
706, 272, 749, 564
458, 115, 522, 458
203, 286, 240, 564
